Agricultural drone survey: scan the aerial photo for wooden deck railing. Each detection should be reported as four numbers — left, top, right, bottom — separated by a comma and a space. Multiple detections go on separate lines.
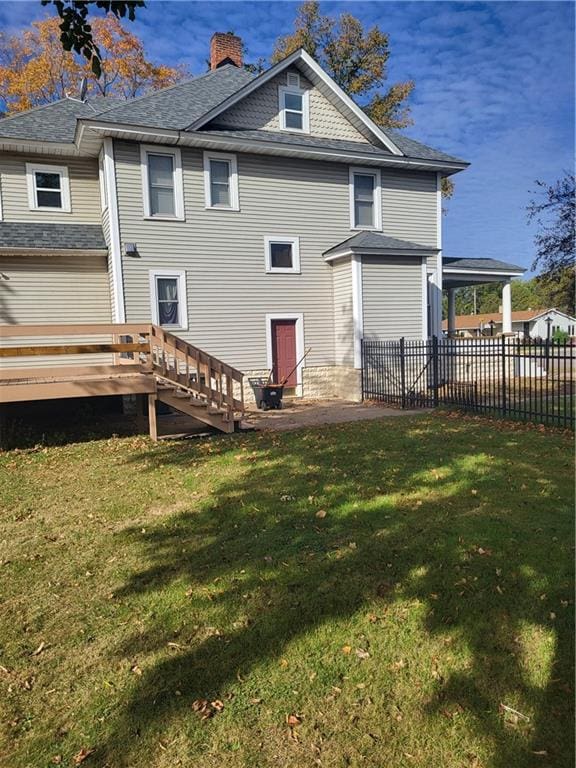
0, 323, 244, 420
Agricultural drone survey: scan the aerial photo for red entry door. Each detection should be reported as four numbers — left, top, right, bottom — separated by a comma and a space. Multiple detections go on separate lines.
271, 319, 297, 386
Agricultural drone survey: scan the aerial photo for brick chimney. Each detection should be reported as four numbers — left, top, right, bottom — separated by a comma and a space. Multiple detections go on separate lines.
210, 32, 243, 70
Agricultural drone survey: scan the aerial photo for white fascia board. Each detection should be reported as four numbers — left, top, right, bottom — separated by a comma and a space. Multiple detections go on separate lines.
186, 48, 402, 155
324, 247, 437, 262
443, 268, 525, 276
77, 120, 469, 173
527, 308, 575, 323
297, 50, 402, 155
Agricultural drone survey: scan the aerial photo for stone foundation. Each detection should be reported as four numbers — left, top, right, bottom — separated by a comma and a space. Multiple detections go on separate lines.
240, 366, 362, 406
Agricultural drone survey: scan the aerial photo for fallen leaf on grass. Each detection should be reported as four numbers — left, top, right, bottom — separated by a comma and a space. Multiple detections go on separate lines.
342, 645, 352, 655
286, 713, 302, 727
192, 698, 225, 720
73, 747, 95, 765
31, 641, 47, 656
355, 648, 370, 660
130, 663, 142, 676
315, 510, 327, 519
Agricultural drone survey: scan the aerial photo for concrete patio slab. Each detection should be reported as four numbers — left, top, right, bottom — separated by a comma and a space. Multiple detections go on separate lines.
241, 399, 428, 431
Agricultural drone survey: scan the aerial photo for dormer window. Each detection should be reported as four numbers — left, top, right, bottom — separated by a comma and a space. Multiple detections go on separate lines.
279, 84, 309, 133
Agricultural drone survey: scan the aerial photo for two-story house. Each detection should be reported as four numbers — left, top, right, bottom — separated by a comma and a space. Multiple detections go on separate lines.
0, 33, 524, 433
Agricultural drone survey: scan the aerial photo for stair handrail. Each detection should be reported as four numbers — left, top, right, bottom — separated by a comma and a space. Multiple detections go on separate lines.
148, 325, 244, 417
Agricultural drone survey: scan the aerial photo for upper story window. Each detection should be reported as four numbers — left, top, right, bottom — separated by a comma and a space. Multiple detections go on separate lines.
349, 167, 382, 230
279, 84, 309, 133
149, 269, 188, 330
140, 144, 184, 220
26, 163, 71, 212
203, 151, 239, 210
264, 235, 301, 274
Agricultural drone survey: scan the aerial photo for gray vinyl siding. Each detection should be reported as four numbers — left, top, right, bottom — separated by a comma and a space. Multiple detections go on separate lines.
381, 169, 436, 248
0, 152, 100, 224
114, 140, 436, 370
212, 69, 370, 144
0, 253, 113, 367
362, 256, 424, 340
332, 258, 354, 366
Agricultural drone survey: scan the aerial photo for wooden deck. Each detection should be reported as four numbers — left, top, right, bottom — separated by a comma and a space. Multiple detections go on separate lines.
0, 324, 245, 437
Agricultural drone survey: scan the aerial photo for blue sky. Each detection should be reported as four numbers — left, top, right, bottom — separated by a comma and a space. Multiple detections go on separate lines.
2, 1, 574, 274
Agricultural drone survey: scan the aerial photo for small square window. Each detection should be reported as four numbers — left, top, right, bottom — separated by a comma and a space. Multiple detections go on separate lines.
265, 236, 300, 274
26, 163, 70, 211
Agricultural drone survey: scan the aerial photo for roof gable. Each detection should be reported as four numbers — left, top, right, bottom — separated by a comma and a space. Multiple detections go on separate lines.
204, 66, 373, 146
189, 49, 403, 155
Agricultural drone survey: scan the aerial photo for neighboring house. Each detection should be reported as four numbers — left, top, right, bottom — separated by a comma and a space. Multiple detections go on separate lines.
442, 308, 576, 339
0, 32, 525, 419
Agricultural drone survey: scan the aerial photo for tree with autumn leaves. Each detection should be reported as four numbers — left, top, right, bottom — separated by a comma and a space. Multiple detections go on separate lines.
0, 15, 183, 114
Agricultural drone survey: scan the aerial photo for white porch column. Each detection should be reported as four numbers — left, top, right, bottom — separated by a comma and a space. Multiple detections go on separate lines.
502, 280, 512, 334
447, 288, 456, 336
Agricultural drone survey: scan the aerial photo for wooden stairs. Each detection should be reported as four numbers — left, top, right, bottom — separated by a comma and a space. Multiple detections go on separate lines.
0, 323, 245, 438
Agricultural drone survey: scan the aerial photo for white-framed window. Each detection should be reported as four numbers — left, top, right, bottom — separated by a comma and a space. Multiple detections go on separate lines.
149, 269, 188, 330
278, 85, 309, 133
349, 166, 382, 230
202, 151, 239, 210
26, 163, 71, 212
98, 149, 108, 212
140, 144, 184, 220
264, 236, 301, 274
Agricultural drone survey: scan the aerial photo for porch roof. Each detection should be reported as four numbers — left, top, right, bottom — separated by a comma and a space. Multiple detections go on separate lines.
443, 256, 525, 287
323, 231, 438, 261
0, 223, 107, 255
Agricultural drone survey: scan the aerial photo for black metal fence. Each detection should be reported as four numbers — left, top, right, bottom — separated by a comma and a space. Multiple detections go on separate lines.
362, 337, 575, 429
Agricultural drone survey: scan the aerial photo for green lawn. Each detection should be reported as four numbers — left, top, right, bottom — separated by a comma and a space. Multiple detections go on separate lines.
0, 414, 573, 768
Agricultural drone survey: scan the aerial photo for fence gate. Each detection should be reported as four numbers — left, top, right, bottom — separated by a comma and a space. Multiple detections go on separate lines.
361, 337, 575, 429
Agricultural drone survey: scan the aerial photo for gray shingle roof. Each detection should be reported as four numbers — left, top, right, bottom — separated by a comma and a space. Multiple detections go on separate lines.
0, 60, 466, 167
0, 223, 107, 251
324, 231, 437, 258
94, 65, 254, 129
443, 257, 525, 272
386, 130, 465, 163
0, 96, 120, 143
200, 126, 466, 165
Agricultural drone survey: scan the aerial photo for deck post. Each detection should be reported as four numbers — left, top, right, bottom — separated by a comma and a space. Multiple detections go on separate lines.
148, 393, 158, 441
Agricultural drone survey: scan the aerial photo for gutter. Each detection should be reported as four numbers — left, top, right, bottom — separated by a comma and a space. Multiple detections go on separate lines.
75, 119, 470, 174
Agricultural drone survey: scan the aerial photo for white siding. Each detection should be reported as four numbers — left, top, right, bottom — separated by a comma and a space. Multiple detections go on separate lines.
362, 256, 424, 340
212, 69, 371, 144
0, 152, 101, 224
332, 258, 354, 365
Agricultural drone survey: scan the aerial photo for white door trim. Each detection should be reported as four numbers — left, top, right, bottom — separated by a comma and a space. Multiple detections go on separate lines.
265, 312, 304, 393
